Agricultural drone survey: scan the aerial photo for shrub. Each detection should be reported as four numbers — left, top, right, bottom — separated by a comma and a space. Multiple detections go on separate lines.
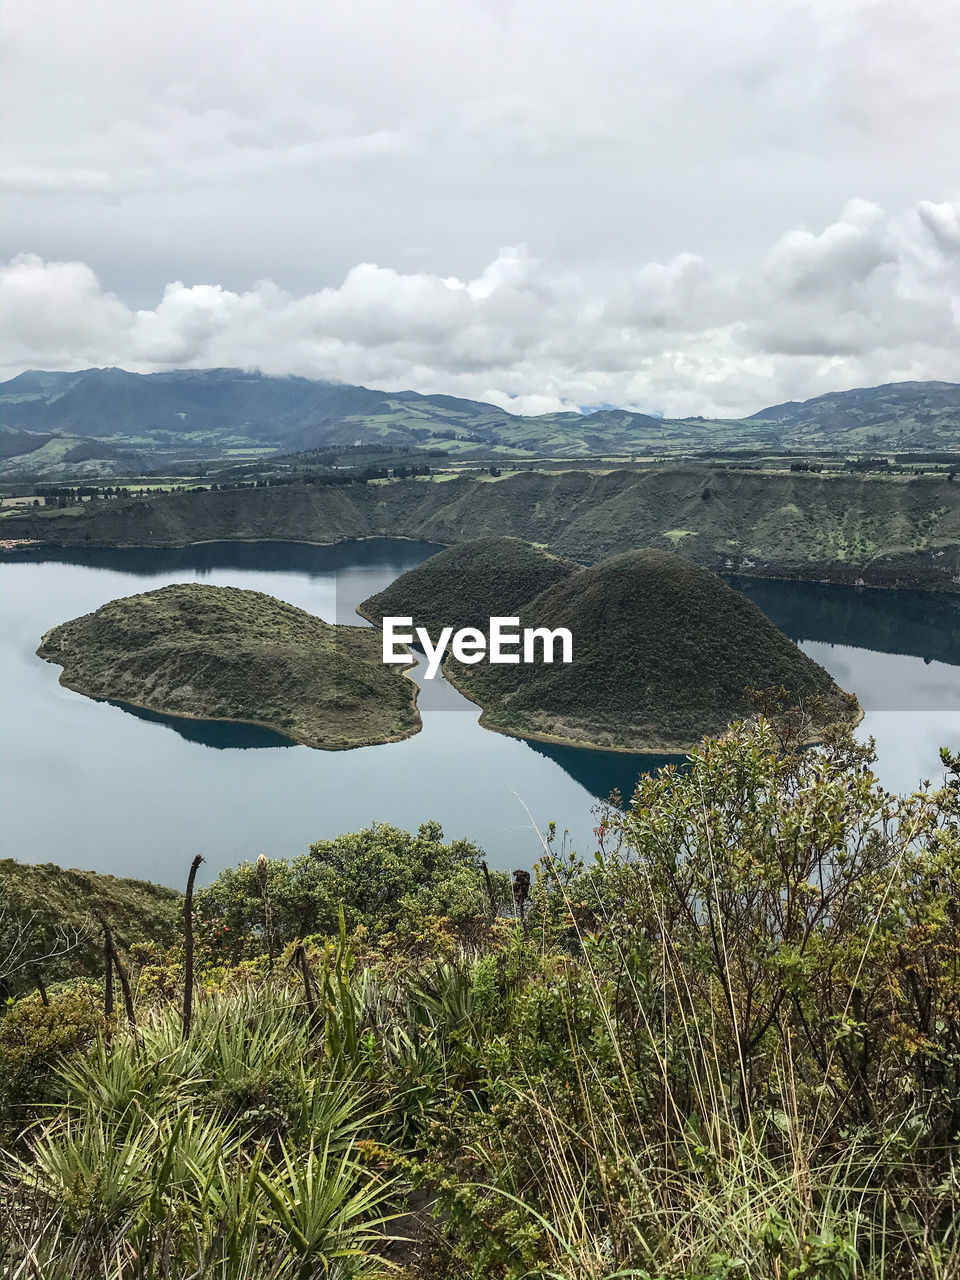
0, 981, 106, 1128
195, 821, 510, 958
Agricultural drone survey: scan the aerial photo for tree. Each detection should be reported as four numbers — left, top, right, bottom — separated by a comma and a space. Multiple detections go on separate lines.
578, 718, 960, 1146
0, 904, 89, 1004
195, 822, 510, 954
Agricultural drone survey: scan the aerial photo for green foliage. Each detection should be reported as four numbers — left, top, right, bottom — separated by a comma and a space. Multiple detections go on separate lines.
2, 724, 959, 1278
0, 858, 180, 997
0, 981, 106, 1126
195, 821, 509, 955
36, 582, 421, 750
1, 986, 395, 1279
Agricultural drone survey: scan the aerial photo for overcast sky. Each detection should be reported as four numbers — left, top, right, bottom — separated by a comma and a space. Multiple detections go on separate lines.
2, 0, 958, 416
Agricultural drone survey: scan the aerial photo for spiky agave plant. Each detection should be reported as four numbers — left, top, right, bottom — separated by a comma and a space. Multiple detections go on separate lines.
1, 983, 401, 1279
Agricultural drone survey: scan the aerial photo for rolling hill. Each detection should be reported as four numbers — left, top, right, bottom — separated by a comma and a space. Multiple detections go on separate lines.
358, 536, 580, 634
745, 381, 960, 446
3, 368, 957, 478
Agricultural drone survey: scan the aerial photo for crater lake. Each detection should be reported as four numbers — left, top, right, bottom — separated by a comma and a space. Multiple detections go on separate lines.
3, 539, 958, 888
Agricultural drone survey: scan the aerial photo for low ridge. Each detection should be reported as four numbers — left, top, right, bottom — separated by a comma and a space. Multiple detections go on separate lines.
37, 583, 421, 749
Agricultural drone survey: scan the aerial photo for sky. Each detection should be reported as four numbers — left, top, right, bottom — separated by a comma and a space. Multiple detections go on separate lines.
2, 0, 958, 417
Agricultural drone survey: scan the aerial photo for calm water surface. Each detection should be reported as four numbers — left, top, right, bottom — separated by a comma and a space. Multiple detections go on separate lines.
2, 541, 958, 888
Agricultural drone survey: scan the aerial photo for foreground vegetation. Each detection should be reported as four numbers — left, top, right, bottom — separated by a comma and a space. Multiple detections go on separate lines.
2, 716, 959, 1278
37, 583, 421, 750
0, 861, 179, 1003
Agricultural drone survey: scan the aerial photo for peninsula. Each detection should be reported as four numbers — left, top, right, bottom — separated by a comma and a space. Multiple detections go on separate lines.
37, 583, 421, 749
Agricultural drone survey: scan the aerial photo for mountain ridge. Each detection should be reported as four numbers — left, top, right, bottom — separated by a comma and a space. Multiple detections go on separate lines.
3, 368, 957, 478
6, 466, 958, 592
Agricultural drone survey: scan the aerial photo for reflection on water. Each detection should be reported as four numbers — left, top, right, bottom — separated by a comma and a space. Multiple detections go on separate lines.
110, 701, 297, 750
526, 738, 682, 805
2, 540, 958, 886
727, 575, 960, 666
6, 539, 441, 582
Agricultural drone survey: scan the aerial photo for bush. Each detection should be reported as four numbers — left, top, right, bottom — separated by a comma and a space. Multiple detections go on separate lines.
0, 980, 106, 1128
195, 821, 510, 959
3, 724, 959, 1278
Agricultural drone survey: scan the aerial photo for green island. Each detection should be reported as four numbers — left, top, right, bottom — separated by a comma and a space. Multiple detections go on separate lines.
37, 583, 421, 750
357, 535, 579, 634
2, 720, 958, 1279
361, 540, 860, 752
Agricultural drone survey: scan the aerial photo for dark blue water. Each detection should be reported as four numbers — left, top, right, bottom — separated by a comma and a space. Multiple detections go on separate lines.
2, 540, 957, 888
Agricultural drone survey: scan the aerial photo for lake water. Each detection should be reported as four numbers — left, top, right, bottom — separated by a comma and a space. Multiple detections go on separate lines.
2, 540, 958, 889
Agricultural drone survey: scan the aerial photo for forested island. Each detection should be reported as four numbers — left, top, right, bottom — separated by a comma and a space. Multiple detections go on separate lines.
35, 543, 860, 754
361, 539, 860, 751
358, 535, 580, 633
37, 583, 421, 749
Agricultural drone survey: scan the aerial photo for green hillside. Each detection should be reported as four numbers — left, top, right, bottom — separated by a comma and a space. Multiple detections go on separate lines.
438, 548, 858, 750
37, 583, 421, 749
1, 428, 144, 479
3, 368, 957, 478
746, 380, 960, 446
6, 466, 958, 591
0, 859, 180, 998
2, 731, 959, 1278
358, 536, 580, 633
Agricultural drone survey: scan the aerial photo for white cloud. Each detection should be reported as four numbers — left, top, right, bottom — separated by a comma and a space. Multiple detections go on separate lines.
3, 198, 958, 417
3, 0, 959, 306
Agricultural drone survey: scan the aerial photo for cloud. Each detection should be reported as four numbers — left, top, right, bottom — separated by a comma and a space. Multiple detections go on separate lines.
4, 0, 959, 310
3, 198, 958, 418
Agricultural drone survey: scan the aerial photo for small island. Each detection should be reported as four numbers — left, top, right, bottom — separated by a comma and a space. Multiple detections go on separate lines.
37, 583, 421, 750
358, 535, 580, 633
362, 541, 861, 752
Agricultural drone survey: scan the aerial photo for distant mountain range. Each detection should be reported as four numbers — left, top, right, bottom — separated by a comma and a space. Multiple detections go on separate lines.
2, 367, 958, 479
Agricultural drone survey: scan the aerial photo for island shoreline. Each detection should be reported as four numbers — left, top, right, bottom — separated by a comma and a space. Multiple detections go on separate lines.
36, 594, 424, 752
357, 602, 866, 756
439, 658, 865, 755
9, 532, 959, 595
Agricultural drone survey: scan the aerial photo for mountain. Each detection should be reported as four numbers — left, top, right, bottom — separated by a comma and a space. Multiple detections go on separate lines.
437, 547, 859, 752
1, 366, 512, 454
37, 583, 421, 749
358, 537, 580, 634
1, 423, 143, 479
2, 368, 957, 479
747, 381, 960, 447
